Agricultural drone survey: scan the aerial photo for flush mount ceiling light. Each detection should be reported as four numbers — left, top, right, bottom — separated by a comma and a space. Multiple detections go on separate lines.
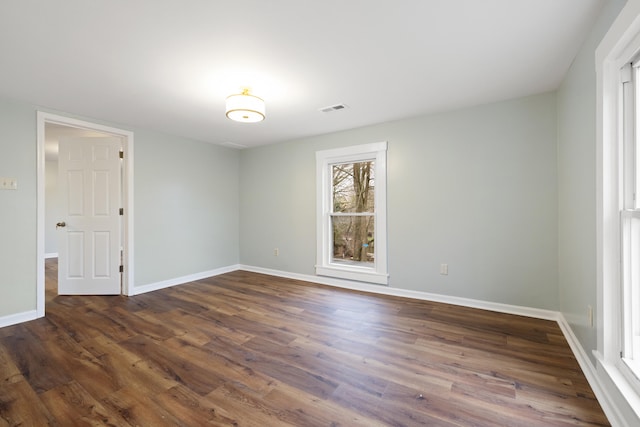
225, 88, 265, 123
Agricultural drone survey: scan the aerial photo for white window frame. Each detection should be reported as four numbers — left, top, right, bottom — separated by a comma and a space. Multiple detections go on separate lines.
315, 142, 388, 285
596, 1, 640, 420
620, 60, 640, 387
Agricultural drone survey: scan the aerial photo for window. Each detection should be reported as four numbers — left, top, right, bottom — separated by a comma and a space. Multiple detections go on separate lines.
316, 142, 388, 285
597, 2, 640, 420
621, 61, 640, 381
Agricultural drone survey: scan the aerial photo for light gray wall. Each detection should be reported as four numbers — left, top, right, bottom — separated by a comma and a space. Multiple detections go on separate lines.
0, 97, 240, 318
557, 0, 626, 364
45, 159, 60, 256
0, 97, 37, 315
134, 129, 240, 287
240, 92, 559, 309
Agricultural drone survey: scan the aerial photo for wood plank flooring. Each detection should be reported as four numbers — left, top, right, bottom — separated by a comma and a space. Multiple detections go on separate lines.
0, 259, 609, 426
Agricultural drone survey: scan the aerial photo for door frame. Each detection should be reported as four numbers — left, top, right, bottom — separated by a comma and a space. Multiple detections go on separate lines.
36, 112, 135, 315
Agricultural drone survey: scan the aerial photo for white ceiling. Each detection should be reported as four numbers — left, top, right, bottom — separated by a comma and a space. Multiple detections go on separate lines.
0, 0, 604, 149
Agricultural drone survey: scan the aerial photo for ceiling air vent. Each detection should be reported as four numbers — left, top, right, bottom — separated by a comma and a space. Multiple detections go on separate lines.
319, 103, 349, 113
221, 141, 247, 149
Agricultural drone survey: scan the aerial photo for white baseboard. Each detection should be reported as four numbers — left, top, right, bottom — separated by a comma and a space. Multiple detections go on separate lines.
238, 264, 559, 321
45, 252, 58, 259
556, 314, 628, 426
0, 310, 40, 328
129, 264, 241, 296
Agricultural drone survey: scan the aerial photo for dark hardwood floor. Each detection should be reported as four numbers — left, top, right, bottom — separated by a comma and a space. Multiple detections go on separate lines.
0, 259, 609, 426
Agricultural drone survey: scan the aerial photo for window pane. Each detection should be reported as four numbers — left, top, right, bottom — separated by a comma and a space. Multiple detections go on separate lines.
631, 216, 640, 358
332, 161, 375, 213
635, 66, 640, 209
622, 211, 640, 365
331, 215, 375, 265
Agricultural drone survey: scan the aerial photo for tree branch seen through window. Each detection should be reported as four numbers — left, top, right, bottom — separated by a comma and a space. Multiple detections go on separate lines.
332, 161, 375, 264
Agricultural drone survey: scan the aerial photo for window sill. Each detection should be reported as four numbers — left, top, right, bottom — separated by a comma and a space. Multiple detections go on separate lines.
315, 265, 389, 285
621, 357, 640, 397
595, 353, 640, 422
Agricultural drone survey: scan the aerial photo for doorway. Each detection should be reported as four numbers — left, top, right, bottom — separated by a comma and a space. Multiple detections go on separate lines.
36, 112, 134, 315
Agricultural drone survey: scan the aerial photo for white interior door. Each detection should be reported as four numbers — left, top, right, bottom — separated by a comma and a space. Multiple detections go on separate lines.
57, 137, 122, 295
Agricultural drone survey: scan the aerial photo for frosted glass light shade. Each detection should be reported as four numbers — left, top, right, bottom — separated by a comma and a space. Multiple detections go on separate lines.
225, 91, 265, 123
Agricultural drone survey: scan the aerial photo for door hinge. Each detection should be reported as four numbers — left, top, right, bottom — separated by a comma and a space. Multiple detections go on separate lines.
119, 208, 124, 216
119, 265, 124, 273
119, 151, 124, 159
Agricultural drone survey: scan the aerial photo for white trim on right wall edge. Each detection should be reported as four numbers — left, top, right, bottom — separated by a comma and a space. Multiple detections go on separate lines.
556, 314, 627, 427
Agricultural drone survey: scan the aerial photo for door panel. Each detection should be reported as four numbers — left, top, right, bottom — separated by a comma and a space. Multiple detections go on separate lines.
94, 171, 111, 215
58, 137, 121, 295
68, 170, 84, 214
94, 231, 111, 277
67, 231, 84, 277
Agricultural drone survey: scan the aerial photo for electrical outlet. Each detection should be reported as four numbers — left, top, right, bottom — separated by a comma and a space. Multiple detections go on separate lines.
440, 263, 448, 275
0, 177, 17, 190
274, 248, 279, 257
588, 305, 594, 328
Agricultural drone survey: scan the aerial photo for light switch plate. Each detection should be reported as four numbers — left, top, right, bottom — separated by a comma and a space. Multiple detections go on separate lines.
0, 177, 17, 190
